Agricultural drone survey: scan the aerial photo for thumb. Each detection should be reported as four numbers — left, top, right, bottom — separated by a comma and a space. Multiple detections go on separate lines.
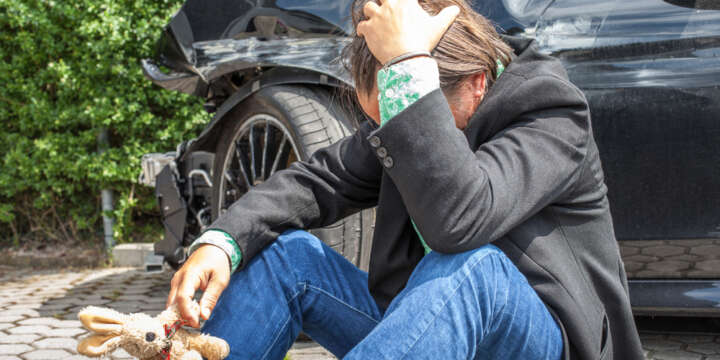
199, 277, 225, 320
431, 5, 460, 38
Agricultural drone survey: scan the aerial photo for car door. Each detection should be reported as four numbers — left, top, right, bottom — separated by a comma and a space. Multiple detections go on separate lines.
478, 0, 720, 279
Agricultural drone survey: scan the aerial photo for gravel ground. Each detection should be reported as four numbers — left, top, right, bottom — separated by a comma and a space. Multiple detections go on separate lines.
0, 265, 717, 360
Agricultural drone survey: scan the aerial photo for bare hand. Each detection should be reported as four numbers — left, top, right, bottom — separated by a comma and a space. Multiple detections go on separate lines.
356, 0, 460, 64
166, 245, 231, 328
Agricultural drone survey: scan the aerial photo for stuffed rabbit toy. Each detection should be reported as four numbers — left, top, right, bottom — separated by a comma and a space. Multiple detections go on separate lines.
76, 301, 229, 360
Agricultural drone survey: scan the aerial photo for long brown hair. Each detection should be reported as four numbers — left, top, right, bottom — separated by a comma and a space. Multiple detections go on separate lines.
343, 0, 513, 97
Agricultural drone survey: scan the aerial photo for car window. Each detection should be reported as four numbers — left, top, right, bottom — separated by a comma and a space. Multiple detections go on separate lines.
529, 0, 720, 52
276, 0, 354, 35
502, 0, 555, 24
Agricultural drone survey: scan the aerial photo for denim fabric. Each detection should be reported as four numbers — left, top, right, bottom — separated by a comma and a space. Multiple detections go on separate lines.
201, 230, 562, 360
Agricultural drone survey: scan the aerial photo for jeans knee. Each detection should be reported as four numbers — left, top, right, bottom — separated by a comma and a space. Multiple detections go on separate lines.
260, 229, 328, 275
274, 229, 324, 254
408, 244, 514, 286
421, 244, 505, 267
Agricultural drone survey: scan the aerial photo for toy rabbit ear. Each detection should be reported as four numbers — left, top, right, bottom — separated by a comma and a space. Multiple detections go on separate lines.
77, 333, 122, 356
78, 306, 126, 335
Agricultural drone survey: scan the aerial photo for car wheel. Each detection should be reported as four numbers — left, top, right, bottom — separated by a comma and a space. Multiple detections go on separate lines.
211, 85, 373, 268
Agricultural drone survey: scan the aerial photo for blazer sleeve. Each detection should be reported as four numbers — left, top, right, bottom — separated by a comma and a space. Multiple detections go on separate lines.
367, 75, 591, 253
208, 120, 382, 269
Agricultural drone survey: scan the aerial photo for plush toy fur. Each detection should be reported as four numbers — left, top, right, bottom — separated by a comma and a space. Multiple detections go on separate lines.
76, 301, 229, 360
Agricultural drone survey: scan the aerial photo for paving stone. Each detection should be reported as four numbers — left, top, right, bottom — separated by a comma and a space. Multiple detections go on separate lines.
34, 337, 78, 351
0, 344, 33, 356
43, 297, 80, 306
64, 355, 96, 360
667, 335, 716, 344
116, 295, 151, 302
646, 260, 691, 272
643, 339, 683, 351
4, 304, 42, 310
142, 297, 167, 305
676, 239, 717, 247
0, 324, 13, 331
0, 316, 25, 323
1, 309, 39, 318
695, 260, 720, 272
0, 334, 40, 344
53, 320, 82, 328
288, 342, 336, 360
624, 240, 666, 248
66, 305, 88, 313
620, 245, 640, 257
0, 356, 22, 360
665, 254, 703, 262
641, 245, 685, 257
23, 349, 72, 360
43, 328, 87, 337
74, 298, 111, 306
105, 301, 143, 310
625, 255, 659, 263
651, 350, 702, 360
690, 244, 720, 257
35, 291, 69, 299
38, 303, 73, 311
686, 342, 720, 355
139, 305, 167, 314
17, 317, 59, 326
624, 261, 645, 273
6, 325, 55, 335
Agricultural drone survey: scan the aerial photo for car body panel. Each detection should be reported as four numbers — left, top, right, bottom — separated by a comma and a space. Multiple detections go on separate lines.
514, 0, 720, 276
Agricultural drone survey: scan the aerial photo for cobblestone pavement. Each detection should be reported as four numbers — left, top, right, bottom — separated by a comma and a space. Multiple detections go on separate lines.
0, 266, 718, 360
620, 239, 720, 279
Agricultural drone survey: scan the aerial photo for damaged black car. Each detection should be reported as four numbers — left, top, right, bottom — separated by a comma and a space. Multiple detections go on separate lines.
138, 0, 720, 318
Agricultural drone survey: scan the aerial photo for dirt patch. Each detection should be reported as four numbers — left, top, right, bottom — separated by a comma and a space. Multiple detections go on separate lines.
0, 241, 109, 270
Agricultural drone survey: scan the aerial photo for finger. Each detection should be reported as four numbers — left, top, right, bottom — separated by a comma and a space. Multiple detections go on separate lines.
166, 273, 181, 308
432, 5, 460, 35
356, 20, 370, 37
199, 275, 226, 320
176, 272, 202, 327
363, 1, 381, 20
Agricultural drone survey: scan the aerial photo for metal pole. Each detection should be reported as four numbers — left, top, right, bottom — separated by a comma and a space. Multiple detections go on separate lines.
98, 128, 115, 251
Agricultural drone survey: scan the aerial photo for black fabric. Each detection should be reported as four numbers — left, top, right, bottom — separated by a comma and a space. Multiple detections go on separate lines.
208, 36, 644, 359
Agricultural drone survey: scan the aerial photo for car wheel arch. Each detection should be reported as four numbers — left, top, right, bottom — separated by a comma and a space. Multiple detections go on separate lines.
180, 66, 353, 160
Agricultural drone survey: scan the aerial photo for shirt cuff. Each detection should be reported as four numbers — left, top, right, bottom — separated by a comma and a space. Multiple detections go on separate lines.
377, 56, 440, 126
188, 230, 242, 273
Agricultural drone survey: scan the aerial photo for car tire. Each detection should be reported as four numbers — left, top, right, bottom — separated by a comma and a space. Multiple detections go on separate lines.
211, 85, 373, 269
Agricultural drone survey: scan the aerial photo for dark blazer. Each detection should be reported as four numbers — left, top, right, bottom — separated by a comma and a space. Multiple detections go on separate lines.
209, 36, 644, 359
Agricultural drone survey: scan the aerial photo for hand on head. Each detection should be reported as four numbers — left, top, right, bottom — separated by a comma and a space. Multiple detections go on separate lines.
355, 0, 460, 64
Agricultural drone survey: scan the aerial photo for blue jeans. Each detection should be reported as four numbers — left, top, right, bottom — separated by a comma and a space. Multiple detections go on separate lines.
201, 230, 563, 359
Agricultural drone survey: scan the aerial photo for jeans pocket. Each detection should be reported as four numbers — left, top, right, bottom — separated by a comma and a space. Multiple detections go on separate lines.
599, 314, 611, 360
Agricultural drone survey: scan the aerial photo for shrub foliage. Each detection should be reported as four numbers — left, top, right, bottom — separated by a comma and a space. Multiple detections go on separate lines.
0, 0, 207, 245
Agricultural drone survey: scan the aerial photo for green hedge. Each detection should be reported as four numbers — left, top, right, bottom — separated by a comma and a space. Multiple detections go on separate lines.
0, 0, 207, 245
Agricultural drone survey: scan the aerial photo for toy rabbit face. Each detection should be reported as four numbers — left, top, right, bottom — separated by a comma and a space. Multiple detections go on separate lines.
122, 313, 172, 358
77, 306, 174, 359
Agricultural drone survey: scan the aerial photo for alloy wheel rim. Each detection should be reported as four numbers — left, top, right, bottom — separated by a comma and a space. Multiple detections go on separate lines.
217, 114, 300, 216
